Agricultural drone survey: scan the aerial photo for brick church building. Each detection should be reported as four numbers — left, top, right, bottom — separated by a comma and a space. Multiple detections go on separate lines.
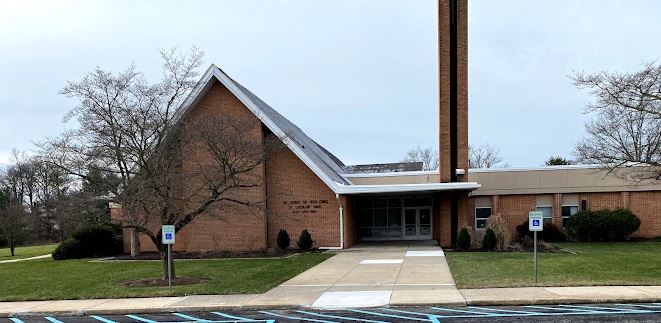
117, 0, 661, 253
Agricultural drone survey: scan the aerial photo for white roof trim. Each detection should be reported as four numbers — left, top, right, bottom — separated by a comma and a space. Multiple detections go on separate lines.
469, 164, 603, 173
335, 182, 481, 194
343, 170, 439, 178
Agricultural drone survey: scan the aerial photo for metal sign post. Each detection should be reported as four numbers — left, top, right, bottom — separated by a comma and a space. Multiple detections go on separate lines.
162, 225, 176, 292
528, 211, 543, 284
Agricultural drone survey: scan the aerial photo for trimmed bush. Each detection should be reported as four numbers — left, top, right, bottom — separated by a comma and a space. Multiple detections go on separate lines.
456, 227, 471, 250
482, 228, 497, 250
52, 238, 85, 260
70, 224, 122, 258
276, 229, 291, 250
486, 214, 511, 250
297, 229, 314, 250
516, 220, 567, 243
566, 209, 640, 241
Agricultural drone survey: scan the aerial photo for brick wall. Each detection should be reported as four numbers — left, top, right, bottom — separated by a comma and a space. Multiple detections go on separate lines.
491, 195, 536, 236
625, 191, 661, 238
467, 191, 661, 239
265, 130, 343, 249
117, 80, 270, 253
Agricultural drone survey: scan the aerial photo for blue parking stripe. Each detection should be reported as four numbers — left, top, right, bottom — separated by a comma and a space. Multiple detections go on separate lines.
90, 316, 119, 323
173, 313, 215, 322
125, 315, 160, 323
430, 306, 497, 316
296, 310, 390, 323
558, 304, 649, 313
211, 312, 257, 321
619, 303, 661, 308
349, 309, 430, 321
259, 311, 336, 323
45, 317, 65, 323
525, 305, 605, 313
9, 319, 25, 323
468, 306, 542, 315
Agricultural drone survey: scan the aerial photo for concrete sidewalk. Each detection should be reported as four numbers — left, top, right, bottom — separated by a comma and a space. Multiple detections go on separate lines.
3, 242, 661, 316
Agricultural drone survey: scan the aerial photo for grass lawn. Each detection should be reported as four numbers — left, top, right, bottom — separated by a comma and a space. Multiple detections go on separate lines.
445, 242, 661, 289
0, 252, 333, 301
0, 244, 57, 260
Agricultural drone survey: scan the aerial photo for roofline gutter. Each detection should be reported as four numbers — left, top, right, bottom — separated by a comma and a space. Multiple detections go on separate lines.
334, 182, 481, 194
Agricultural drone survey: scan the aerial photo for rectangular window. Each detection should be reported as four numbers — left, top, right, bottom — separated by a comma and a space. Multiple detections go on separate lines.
562, 205, 578, 227
536, 206, 553, 224
475, 207, 492, 229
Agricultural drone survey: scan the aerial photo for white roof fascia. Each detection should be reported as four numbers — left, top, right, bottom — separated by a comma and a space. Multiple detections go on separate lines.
210, 67, 342, 193
335, 182, 481, 194
342, 170, 440, 178
469, 164, 603, 173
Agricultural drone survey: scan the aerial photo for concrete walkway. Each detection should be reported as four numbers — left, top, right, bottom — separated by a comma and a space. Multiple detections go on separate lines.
4, 244, 661, 316
245, 240, 464, 309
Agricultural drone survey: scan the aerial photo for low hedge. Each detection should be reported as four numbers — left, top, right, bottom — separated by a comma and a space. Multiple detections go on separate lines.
516, 220, 567, 242
52, 225, 123, 260
566, 209, 640, 242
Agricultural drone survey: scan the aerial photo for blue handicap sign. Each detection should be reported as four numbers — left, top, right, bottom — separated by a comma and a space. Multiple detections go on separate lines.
532, 219, 540, 226
165, 233, 173, 240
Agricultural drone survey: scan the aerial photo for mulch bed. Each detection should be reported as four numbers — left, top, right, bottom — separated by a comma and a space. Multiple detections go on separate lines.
447, 244, 573, 253
118, 277, 211, 287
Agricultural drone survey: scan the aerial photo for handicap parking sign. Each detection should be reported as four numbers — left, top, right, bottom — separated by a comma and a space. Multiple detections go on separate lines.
162, 225, 176, 244
529, 212, 544, 231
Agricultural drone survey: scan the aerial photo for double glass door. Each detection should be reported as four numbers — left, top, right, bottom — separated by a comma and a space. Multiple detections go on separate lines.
404, 207, 432, 240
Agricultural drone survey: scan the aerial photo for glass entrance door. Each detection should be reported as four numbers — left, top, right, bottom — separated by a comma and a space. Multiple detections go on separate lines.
404, 209, 418, 238
403, 207, 433, 240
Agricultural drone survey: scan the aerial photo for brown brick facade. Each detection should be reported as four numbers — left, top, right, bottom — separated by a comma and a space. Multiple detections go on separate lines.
265, 131, 345, 249
467, 191, 661, 239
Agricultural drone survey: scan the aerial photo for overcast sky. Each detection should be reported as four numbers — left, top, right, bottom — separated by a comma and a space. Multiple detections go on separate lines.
1, 0, 660, 169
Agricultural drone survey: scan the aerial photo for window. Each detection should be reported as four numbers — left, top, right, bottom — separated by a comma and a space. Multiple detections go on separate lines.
475, 207, 492, 229
562, 205, 578, 227
536, 206, 553, 224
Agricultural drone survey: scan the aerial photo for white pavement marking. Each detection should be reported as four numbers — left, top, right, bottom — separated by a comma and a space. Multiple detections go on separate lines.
360, 259, 404, 264
405, 250, 445, 257
311, 291, 392, 309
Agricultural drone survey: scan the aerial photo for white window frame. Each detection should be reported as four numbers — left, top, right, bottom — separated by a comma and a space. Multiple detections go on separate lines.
475, 207, 492, 229
536, 205, 553, 223
561, 205, 578, 227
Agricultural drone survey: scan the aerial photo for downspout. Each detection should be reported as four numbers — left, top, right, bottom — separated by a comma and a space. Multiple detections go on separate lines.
319, 193, 344, 250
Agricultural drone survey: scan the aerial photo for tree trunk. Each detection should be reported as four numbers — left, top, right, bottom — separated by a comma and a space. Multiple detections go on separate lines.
160, 246, 176, 279
130, 228, 141, 257
10, 246, 15, 257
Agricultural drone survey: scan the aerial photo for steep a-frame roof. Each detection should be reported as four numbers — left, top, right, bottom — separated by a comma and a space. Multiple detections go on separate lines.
176, 65, 481, 194
176, 65, 351, 189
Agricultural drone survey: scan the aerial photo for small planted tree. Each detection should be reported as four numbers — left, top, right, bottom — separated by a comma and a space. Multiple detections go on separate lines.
456, 226, 471, 250
276, 229, 290, 250
482, 228, 497, 250
485, 214, 510, 250
297, 229, 314, 250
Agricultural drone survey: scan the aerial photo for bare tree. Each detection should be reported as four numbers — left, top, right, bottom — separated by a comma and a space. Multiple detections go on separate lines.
41, 47, 280, 278
40, 47, 205, 259
469, 143, 508, 168
572, 62, 661, 182
0, 189, 28, 256
401, 146, 439, 170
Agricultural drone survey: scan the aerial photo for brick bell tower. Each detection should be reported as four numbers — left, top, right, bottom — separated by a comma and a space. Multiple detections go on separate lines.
439, 0, 469, 246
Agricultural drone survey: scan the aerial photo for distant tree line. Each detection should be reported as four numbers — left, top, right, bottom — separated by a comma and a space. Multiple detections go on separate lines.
0, 150, 118, 252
